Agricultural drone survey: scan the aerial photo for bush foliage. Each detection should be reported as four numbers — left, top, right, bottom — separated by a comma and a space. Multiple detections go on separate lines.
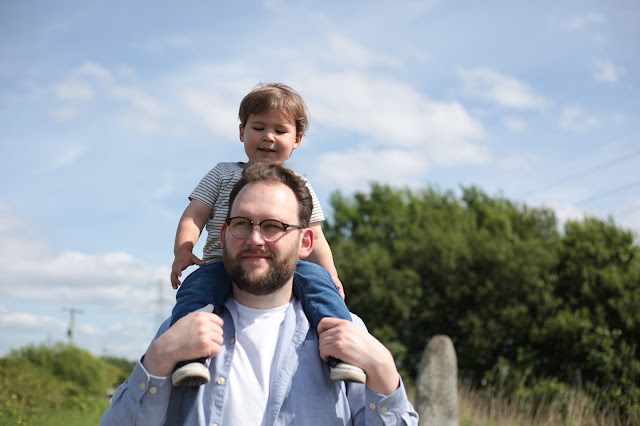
0, 343, 133, 425
324, 183, 640, 420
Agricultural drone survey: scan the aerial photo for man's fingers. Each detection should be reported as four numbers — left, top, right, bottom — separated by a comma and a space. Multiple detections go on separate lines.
317, 316, 349, 335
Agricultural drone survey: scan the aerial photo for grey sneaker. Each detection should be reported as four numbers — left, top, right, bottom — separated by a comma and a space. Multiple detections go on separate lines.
172, 358, 210, 387
329, 357, 366, 383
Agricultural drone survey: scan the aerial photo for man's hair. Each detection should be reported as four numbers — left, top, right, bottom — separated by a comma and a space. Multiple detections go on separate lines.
228, 163, 313, 227
238, 83, 309, 136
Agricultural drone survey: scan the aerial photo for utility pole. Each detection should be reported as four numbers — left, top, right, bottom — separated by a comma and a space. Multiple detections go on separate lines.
64, 307, 84, 345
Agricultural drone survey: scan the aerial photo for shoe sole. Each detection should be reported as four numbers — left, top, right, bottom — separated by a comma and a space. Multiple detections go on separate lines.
172, 362, 211, 387
330, 364, 367, 383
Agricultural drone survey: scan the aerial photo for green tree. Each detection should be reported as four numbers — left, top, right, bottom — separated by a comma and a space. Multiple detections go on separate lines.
324, 183, 639, 419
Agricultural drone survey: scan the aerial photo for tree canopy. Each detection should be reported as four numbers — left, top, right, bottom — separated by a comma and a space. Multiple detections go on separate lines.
324, 183, 639, 418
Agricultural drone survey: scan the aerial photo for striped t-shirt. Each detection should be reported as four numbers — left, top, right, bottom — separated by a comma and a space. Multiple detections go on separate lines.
189, 162, 325, 264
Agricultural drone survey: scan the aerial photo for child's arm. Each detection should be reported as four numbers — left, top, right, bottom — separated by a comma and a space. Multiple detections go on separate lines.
171, 199, 212, 289
305, 222, 345, 299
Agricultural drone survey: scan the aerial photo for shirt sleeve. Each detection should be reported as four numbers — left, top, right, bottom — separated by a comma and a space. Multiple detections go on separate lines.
363, 378, 419, 425
189, 162, 227, 207
347, 314, 420, 425
100, 360, 173, 426
299, 175, 325, 223
100, 320, 174, 426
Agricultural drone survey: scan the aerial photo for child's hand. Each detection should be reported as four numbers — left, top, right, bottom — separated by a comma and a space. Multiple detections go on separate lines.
333, 276, 345, 300
171, 251, 205, 289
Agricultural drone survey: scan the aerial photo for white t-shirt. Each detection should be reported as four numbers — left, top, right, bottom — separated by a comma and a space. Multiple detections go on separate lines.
222, 299, 289, 426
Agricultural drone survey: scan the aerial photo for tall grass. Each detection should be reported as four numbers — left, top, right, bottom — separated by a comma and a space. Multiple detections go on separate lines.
458, 380, 637, 426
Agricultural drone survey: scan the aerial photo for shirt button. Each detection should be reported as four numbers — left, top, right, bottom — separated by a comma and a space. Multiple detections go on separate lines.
217, 377, 225, 385
212, 424, 218, 426
140, 382, 146, 390
381, 407, 388, 413
229, 337, 235, 344
369, 402, 376, 409
149, 387, 157, 394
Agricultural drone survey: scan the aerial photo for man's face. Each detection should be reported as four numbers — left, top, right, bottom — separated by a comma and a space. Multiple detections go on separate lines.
222, 181, 306, 296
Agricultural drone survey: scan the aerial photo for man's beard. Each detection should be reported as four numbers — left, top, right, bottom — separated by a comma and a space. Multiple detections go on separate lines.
223, 246, 298, 296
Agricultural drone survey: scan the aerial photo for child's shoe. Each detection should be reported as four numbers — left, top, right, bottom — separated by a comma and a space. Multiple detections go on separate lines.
329, 357, 366, 383
171, 358, 210, 387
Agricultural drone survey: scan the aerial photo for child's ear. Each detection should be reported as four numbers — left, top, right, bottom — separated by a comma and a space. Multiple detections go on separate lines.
239, 124, 245, 142
293, 132, 303, 149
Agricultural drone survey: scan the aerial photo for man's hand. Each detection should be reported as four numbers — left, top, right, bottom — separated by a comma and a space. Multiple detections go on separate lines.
171, 249, 205, 289
142, 306, 224, 377
317, 317, 400, 395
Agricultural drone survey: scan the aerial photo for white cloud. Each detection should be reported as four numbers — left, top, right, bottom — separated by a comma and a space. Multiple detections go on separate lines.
182, 86, 240, 141
456, 67, 550, 110
291, 67, 488, 165
318, 34, 399, 69
314, 148, 431, 192
567, 12, 604, 30
40, 144, 87, 172
50, 106, 86, 121
559, 105, 600, 132
0, 204, 170, 311
502, 116, 527, 132
593, 59, 622, 83
49, 61, 168, 129
0, 310, 66, 333
52, 79, 95, 102
0, 204, 174, 358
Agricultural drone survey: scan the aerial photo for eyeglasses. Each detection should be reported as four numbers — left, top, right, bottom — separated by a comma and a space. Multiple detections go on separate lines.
224, 217, 304, 242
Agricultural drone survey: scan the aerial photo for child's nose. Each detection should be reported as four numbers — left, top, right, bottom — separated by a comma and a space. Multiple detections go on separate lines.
263, 132, 275, 142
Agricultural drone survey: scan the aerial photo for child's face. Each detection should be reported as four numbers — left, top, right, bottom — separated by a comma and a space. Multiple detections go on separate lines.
240, 108, 302, 165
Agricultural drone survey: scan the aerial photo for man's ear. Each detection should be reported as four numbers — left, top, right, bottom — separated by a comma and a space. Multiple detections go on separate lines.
239, 124, 245, 142
297, 227, 314, 259
220, 222, 227, 250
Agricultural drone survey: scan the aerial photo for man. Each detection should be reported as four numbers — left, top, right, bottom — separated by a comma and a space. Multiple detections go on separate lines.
101, 163, 418, 425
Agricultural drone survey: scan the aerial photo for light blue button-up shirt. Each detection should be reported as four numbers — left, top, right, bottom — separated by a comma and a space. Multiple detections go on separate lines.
101, 298, 419, 425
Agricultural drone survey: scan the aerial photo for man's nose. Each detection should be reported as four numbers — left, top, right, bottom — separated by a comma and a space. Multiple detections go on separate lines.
246, 224, 265, 244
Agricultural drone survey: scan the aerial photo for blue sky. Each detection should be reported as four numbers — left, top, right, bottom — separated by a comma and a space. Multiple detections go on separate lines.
1, 0, 638, 360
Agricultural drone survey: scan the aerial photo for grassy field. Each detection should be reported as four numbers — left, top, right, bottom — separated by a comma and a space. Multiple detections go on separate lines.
1, 343, 635, 425
457, 381, 634, 426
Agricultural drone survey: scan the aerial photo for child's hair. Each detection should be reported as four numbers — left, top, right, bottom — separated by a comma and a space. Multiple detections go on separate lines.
238, 83, 309, 136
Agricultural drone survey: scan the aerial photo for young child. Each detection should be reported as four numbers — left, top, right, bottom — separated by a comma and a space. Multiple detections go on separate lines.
169, 83, 366, 386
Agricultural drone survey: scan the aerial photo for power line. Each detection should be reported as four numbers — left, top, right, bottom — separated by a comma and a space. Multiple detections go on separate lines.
574, 180, 640, 206
523, 149, 640, 197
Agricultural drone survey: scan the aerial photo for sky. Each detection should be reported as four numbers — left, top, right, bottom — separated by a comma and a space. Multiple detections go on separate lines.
1, 0, 638, 361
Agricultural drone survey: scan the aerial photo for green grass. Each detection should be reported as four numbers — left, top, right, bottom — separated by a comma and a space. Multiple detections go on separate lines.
28, 398, 110, 426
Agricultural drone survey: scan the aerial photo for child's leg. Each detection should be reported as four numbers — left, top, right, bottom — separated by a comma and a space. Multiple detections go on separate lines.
293, 261, 365, 383
170, 261, 231, 387
292, 260, 351, 331
171, 261, 231, 326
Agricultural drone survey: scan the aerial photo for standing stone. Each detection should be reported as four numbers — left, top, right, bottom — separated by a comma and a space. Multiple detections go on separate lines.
415, 334, 458, 426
